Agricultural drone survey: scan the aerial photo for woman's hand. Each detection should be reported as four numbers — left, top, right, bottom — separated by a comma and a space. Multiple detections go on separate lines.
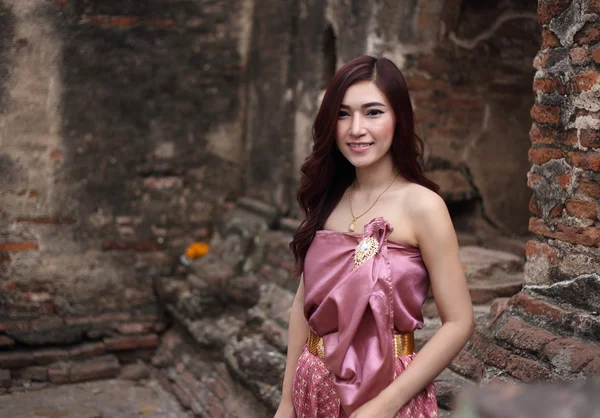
348, 395, 399, 418
273, 401, 296, 418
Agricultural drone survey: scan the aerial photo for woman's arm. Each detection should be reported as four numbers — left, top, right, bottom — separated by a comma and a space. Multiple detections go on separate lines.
274, 276, 309, 417
351, 190, 475, 418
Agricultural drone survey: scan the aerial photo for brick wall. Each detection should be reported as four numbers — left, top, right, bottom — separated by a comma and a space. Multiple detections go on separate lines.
527, 0, 600, 287
0, 0, 247, 362
450, 0, 600, 387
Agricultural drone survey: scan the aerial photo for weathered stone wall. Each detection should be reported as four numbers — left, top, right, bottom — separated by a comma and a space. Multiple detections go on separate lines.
285, 0, 541, 236
0, 0, 248, 375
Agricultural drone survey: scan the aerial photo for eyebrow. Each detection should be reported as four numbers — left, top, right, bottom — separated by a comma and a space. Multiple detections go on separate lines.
339, 102, 386, 109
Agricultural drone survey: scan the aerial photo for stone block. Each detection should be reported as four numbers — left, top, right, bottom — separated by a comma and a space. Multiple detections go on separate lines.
495, 317, 559, 353
15, 366, 48, 381
32, 348, 70, 365
70, 355, 120, 383
104, 334, 158, 351
48, 362, 70, 384
543, 338, 600, 373
0, 351, 34, 369
505, 355, 552, 382
451, 349, 485, 382
68, 342, 106, 359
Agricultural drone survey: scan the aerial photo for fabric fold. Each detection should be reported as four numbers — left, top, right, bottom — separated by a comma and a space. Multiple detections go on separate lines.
307, 217, 396, 415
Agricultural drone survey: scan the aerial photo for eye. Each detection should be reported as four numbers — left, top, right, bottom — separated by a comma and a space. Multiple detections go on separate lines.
338, 110, 350, 118
366, 109, 383, 116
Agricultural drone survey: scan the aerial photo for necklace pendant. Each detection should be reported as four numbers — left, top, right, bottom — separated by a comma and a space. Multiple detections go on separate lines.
349, 220, 356, 232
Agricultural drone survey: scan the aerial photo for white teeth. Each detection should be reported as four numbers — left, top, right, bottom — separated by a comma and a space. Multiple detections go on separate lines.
349, 143, 372, 148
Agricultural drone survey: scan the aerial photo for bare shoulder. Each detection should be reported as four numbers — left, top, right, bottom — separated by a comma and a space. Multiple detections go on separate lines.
402, 183, 447, 221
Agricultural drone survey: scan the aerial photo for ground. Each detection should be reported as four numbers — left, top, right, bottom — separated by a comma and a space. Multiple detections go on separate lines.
0, 378, 189, 418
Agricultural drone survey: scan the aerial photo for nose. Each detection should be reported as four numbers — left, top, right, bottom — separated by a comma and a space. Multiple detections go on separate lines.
350, 113, 365, 137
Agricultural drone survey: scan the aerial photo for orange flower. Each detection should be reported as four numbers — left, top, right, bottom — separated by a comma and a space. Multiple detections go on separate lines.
185, 242, 210, 259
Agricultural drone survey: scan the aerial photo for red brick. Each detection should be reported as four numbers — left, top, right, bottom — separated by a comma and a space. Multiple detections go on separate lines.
582, 356, 600, 376
49, 150, 63, 160
528, 147, 563, 164
567, 151, 600, 170
543, 338, 600, 372
538, 0, 571, 25
0, 253, 11, 263
530, 104, 561, 126
482, 343, 511, 369
556, 173, 573, 190
506, 355, 552, 382
48, 363, 69, 384
489, 297, 511, 326
580, 130, 600, 148
569, 47, 591, 65
69, 342, 105, 359
496, 317, 559, 353
0, 242, 39, 252
102, 241, 161, 252
104, 334, 158, 351
578, 178, 600, 199
571, 72, 599, 92
33, 348, 69, 365
533, 76, 567, 94
550, 203, 564, 217
136, 333, 159, 348
508, 293, 570, 324
104, 336, 137, 351
529, 217, 600, 246
593, 45, 600, 64
55, 0, 69, 6
451, 349, 484, 381
529, 196, 542, 217
565, 199, 597, 219
0, 351, 34, 369
575, 23, 600, 45
526, 241, 559, 265
81, 15, 140, 26
70, 355, 120, 382
541, 29, 561, 48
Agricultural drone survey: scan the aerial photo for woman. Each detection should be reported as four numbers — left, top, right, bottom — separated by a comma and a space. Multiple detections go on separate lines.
275, 56, 474, 418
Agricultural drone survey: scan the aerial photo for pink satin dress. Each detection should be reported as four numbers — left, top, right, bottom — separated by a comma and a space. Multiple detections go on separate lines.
292, 217, 438, 417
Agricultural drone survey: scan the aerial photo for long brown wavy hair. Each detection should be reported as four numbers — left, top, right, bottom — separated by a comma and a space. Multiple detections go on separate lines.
290, 55, 439, 275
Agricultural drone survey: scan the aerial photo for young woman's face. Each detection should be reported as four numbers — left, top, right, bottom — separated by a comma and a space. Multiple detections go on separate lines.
335, 81, 396, 169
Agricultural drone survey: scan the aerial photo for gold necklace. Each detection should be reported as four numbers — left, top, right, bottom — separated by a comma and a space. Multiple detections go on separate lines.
348, 174, 399, 232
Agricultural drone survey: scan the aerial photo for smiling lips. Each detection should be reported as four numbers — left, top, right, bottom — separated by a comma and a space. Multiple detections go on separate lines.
348, 142, 374, 152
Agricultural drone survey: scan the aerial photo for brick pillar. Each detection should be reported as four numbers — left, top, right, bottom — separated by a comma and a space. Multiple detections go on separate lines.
449, 0, 600, 387
526, 0, 600, 297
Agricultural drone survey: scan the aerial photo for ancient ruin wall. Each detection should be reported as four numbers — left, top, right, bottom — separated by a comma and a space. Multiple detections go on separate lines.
451, 0, 600, 386
288, 0, 540, 237
0, 0, 249, 369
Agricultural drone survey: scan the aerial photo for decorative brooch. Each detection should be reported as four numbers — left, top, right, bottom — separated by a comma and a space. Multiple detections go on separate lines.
353, 237, 379, 269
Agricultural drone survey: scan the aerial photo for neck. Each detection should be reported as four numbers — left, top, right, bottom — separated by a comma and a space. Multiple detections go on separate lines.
353, 155, 397, 192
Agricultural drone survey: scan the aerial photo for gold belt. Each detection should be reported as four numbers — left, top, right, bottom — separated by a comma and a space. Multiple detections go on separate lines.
306, 329, 415, 359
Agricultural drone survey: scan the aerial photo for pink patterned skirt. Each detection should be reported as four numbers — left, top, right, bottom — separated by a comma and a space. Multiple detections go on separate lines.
292, 345, 438, 418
